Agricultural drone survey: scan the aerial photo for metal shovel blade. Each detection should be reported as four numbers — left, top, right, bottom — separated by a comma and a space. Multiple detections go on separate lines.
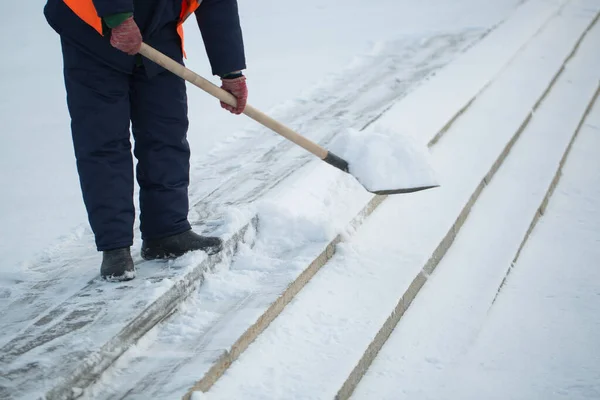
323, 150, 440, 195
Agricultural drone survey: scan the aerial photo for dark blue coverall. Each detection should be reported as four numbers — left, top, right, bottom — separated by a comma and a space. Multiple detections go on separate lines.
44, 0, 246, 251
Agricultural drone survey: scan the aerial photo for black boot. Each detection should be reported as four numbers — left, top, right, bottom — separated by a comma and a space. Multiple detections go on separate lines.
101, 247, 135, 282
141, 229, 223, 260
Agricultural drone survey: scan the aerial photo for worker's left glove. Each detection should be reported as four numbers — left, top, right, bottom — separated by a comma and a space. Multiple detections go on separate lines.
220, 75, 248, 115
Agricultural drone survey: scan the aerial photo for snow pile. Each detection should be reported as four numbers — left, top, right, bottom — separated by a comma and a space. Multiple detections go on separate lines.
330, 128, 439, 194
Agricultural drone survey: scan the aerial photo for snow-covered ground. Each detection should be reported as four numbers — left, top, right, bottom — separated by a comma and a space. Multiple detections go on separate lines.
352, 97, 600, 400
183, 2, 600, 398
3, 1, 599, 399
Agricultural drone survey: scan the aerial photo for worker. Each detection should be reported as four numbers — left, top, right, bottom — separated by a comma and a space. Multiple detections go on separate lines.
43, 0, 248, 281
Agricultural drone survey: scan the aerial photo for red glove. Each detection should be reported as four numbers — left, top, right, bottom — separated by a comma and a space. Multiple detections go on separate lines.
110, 17, 142, 55
220, 76, 248, 115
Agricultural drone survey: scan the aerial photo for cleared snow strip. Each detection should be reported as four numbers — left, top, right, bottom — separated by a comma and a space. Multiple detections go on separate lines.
414, 98, 600, 400
194, 4, 600, 400
374, 0, 567, 147
351, 22, 600, 400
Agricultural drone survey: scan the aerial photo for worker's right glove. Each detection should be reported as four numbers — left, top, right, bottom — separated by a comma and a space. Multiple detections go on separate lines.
110, 16, 142, 55
220, 75, 248, 115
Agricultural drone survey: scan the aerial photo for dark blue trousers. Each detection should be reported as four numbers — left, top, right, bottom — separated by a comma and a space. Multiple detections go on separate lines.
62, 38, 191, 251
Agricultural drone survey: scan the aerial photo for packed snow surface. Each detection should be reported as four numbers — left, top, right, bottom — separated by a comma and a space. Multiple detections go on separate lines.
331, 128, 439, 193
353, 98, 600, 400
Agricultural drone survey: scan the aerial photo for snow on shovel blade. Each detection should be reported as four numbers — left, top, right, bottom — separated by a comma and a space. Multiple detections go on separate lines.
328, 128, 440, 195
136, 44, 437, 195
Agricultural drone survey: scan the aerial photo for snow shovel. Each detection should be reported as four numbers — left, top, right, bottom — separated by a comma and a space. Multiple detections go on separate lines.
139, 43, 439, 195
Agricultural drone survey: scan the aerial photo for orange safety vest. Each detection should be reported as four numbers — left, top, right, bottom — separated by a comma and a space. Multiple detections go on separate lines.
62, 0, 200, 51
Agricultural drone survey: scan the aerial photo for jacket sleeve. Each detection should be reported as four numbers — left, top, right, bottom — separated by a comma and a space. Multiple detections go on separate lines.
91, 0, 134, 17
195, 0, 246, 77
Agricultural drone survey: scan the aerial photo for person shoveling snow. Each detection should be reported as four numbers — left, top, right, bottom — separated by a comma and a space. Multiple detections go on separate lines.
44, 0, 438, 284
44, 0, 248, 282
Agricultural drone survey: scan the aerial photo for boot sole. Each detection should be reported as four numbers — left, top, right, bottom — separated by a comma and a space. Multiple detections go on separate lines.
141, 244, 223, 261
101, 270, 136, 282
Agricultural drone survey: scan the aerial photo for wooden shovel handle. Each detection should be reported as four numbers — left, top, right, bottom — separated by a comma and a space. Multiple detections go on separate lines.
138, 43, 328, 160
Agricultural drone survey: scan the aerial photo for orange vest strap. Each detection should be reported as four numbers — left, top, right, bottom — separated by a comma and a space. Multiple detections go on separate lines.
179, 0, 201, 23
63, 0, 103, 35
177, 0, 201, 58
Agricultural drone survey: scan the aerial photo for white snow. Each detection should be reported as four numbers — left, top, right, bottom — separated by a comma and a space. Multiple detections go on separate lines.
330, 128, 439, 193
189, 1, 600, 398
353, 94, 600, 400
448, 122, 600, 400
4, 0, 599, 399
374, 0, 568, 146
